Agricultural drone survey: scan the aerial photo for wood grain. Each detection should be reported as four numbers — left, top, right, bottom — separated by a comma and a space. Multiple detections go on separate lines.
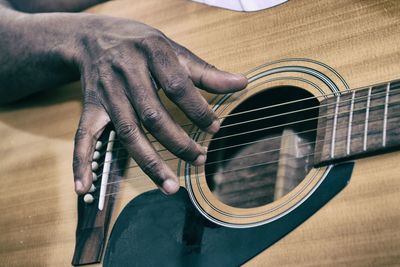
0, 0, 400, 266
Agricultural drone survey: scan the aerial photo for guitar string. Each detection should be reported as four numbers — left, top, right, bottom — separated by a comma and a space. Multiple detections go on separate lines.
104, 151, 319, 197
100, 112, 399, 196
35, 112, 400, 208
106, 129, 317, 178
98, 99, 400, 181
23, 112, 397, 215
102, 111, 400, 199
16, 82, 398, 209
21, 143, 399, 213
97, 85, 400, 159
109, 82, 400, 142
98, 87, 400, 167
36, 89, 398, 204
31, 150, 396, 217
106, 138, 319, 185
38, 82, 400, 210
104, 102, 400, 198
98, 81, 400, 145
107, 102, 397, 185
98, 97, 400, 177
33, 150, 318, 209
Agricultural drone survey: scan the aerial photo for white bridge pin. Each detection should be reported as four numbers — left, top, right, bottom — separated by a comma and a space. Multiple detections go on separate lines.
92, 172, 98, 182
95, 141, 103, 150
93, 151, 101, 160
83, 194, 94, 204
89, 184, 96, 193
91, 161, 99, 171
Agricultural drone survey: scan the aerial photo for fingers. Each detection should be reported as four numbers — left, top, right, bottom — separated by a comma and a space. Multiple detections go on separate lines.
172, 41, 248, 93
113, 105, 179, 194
73, 90, 110, 195
74, 33, 246, 196
144, 40, 221, 132
114, 62, 207, 165
98, 68, 180, 194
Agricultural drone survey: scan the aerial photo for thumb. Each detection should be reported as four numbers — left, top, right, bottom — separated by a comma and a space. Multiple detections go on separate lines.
73, 92, 109, 194
174, 43, 248, 93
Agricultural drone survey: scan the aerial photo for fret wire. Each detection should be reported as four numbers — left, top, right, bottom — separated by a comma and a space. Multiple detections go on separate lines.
383, 82, 390, 147
330, 95, 340, 158
363, 87, 372, 151
346, 91, 356, 155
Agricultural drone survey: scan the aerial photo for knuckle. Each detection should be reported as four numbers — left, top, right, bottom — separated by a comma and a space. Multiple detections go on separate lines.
138, 33, 172, 67
72, 154, 85, 174
108, 52, 123, 69
98, 49, 117, 65
164, 76, 188, 99
96, 64, 112, 84
151, 48, 171, 67
194, 104, 214, 128
116, 121, 140, 144
97, 47, 126, 72
149, 32, 167, 44
173, 42, 189, 57
139, 31, 167, 49
141, 107, 162, 127
202, 62, 216, 73
83, 90, 102, 107
195, 104, 212, 121
140, 157, 165, 184
199, 63, 216, 86
141, 158, 159, 175
174, 139, 198, 160
74, 127, 89, 143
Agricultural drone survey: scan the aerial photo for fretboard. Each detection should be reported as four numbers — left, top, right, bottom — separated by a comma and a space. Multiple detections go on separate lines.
314, 80, 400, 166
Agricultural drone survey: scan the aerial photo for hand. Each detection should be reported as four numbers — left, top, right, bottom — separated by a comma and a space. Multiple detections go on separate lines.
71, 16, 248, 195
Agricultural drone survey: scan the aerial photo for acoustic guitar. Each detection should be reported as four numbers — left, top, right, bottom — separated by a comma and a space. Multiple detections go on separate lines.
1, 0, 399, 266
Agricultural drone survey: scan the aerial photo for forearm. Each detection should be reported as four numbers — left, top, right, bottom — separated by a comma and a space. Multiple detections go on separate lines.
0, 7, 85, 104
0, 1, 110, 104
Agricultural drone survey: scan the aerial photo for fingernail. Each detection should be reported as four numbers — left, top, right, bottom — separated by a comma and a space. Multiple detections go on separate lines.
229, 73, 248, 88
75, 180, 84, 193
206, 120, 220, 134
197, 145, 207, 155
163, 179, 179, 194
192, 154, 207, 166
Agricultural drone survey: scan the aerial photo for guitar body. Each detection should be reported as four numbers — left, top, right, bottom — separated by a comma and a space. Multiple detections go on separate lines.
1, 0, 399, 266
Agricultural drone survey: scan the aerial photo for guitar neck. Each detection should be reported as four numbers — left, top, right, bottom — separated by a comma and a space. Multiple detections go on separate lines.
314, 80, 400, 166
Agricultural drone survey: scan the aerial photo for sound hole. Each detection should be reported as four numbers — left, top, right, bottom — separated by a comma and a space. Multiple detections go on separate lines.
205, 86, 319, 208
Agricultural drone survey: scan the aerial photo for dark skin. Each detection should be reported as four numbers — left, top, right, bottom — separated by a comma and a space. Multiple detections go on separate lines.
0, 0, 248, 195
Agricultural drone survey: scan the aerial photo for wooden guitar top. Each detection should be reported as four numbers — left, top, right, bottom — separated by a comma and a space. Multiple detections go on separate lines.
0, 0, 399, 266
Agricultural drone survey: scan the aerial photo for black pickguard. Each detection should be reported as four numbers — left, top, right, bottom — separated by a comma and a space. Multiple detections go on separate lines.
104, 163, 353, 267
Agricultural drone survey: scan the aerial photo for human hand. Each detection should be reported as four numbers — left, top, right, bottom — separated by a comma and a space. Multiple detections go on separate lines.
72, 16, 248, 195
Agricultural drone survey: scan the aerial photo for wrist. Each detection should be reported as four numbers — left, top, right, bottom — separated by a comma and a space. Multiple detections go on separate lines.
0, 11, 91, 102
19, 12, 92, 69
